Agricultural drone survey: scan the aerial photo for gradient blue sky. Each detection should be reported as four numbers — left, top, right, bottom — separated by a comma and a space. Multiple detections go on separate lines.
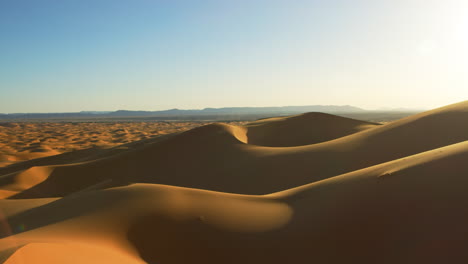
1, 0, 467, 113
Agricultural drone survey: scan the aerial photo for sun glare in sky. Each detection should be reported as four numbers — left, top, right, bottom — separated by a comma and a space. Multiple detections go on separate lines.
0, 0, 467, 113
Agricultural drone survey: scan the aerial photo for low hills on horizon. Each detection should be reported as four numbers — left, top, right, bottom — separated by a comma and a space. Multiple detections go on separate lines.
0, 104, 422, 121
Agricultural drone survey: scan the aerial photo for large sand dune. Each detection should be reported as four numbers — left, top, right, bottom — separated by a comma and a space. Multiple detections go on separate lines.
245, 112, 379, 146
1, 101, 468, 263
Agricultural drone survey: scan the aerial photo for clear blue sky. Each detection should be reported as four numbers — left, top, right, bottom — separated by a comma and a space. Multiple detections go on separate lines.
1, 0, 467, 113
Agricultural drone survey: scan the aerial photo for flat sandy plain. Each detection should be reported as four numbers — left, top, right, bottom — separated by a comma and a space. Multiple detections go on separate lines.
2, 102, 468, 263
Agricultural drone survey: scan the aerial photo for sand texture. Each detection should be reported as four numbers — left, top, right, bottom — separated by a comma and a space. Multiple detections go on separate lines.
2, 102, 468, 263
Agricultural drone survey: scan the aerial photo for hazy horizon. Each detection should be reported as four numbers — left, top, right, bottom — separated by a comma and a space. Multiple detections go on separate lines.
0, 104, 427, 115
1, 1, 467, 113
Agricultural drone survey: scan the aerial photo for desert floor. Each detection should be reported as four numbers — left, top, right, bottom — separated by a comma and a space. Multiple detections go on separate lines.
2, 102, 468, 263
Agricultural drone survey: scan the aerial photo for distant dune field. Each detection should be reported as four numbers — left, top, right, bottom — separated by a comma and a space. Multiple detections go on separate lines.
0, 122, 246, 168
2, 102, 468, 263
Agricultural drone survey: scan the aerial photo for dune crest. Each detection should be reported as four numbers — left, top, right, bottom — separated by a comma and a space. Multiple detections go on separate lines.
245, 112, 379, 146
0, 167, 54, 199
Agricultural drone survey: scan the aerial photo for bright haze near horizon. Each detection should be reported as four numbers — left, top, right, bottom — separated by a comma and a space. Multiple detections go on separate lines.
1, 0, 467, 113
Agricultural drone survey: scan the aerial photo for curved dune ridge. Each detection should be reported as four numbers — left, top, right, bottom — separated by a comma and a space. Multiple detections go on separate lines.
2, 101, 468, 263
245, 112, 379, 146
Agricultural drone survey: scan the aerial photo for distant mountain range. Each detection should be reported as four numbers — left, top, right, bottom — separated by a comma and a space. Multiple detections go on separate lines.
0, 105, 365, 120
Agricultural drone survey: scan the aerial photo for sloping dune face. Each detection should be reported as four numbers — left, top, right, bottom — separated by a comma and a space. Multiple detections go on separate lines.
245, 112, 379, 147
2, 101, 468, 263
0, 115, 378, 198
4, 140, 468, 264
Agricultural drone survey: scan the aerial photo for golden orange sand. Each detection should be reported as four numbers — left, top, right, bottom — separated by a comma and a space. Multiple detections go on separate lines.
0, 122, 246, 167
2, 102, 468, 263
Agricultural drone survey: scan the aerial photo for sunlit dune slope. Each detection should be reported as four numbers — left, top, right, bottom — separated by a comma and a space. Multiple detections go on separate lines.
245, 112, 379, 146
2, 101, 468, 198
3, 139, 468, 263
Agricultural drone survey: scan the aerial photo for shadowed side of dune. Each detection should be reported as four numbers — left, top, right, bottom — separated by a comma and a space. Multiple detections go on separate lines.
5, 101, 468, 199
271, 140, 468, 264
99, 141, 468, 263
0, 133, 180, 198
1, 184, 293, 263
5, 123, 249, 199
0, 114, 380, 198
4, 140, 468, 263
245, 112, 379, 147
133, 100, 468, 194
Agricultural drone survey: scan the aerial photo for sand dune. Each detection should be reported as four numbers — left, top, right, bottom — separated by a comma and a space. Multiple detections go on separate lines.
245, 112, 379, 146
5, 101, 468, 197
0, 122, 237, 168
4, 140, 468, 263
1, 101, 468, 263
